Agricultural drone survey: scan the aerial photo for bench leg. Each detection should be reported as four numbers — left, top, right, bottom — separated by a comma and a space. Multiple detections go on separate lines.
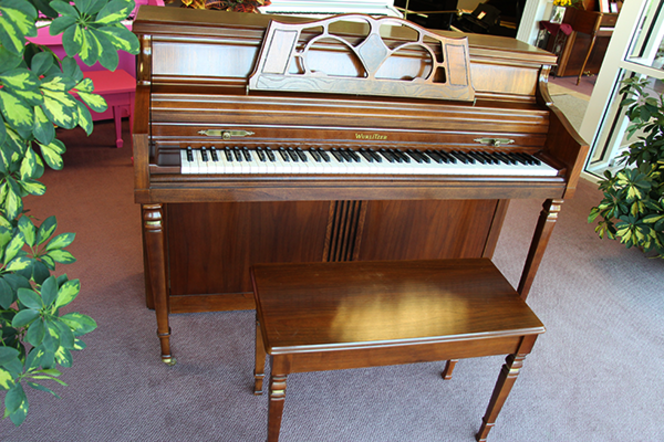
475, 353, 527, 442
441, 359, 458, 380
254, 319, 267, 395
267, 373, 287, 442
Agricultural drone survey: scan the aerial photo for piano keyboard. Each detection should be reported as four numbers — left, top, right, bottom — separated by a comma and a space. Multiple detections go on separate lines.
180, 146, 559, 177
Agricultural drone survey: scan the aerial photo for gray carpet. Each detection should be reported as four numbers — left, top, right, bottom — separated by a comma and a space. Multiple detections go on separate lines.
1, 120, 662, 442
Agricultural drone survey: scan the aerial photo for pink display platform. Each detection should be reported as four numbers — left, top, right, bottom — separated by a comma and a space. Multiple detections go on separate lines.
81, 70, 136, 148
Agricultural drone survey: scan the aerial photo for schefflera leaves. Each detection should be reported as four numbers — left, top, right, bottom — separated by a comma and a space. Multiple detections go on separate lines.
50, 0, 139, 71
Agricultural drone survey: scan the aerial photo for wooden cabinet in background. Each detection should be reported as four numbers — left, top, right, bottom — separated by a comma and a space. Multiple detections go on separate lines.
550, 8, 618, 81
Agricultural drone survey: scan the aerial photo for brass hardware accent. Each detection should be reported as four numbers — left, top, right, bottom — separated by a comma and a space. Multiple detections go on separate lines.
474, 137, 515, 147
198, 129, 255, 139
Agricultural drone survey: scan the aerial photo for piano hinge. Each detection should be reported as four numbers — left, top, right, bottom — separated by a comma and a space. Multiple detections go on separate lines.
198, 129, 255, 139
474, 137, 515, 147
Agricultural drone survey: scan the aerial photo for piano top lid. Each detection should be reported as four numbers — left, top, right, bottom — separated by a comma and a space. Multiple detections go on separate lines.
132, 6, 557, 67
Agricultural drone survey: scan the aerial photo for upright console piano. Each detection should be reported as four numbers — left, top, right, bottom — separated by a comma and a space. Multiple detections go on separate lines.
132, 6, 588, 364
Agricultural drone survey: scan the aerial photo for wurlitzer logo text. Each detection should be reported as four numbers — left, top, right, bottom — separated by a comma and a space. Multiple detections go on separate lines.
355, 133, 387, 140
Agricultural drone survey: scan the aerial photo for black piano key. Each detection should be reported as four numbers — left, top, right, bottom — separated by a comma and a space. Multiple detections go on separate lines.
522, 153, 541, 165
210, 146, 219, 161
410, 149, 430, 163
432, 150, 452, 164
487, 152, 503, 165
331, 148, 344, 162
233, 147, 243, 161
309, 148, 322, 162
345, 148, 361, 162
367, 148, 382, 162
287, 147, 299, 162
338, 148, 353, 162
500, 152, 518, 165
405, 150, 423, 163
511, 152, 533, 165
491, 151, 512, 165
318, 148, 331, 162
423, 150, 443, 164
378, 148, 396, 163
224, 146, 233, 162
442, 150, 457, 163
295, 147, 308, 162
200, 146, 209, 162
186, 146, 194, 162
265, 147, 276, 161
449, 151, 468, 164
359, 148, 374, 163
467, 151, 486, 164
256, 147, 266, 162
476, 151, 497, 165
242, 147, 252, 161
279, 147, 290, 162
391, 148, 409, 163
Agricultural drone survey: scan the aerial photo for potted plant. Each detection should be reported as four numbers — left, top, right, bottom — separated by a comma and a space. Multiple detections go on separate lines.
588, 77, 664, 258
0, 0, 139, 425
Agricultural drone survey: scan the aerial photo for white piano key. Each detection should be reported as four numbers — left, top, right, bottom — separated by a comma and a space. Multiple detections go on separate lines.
181, 149, 193, 174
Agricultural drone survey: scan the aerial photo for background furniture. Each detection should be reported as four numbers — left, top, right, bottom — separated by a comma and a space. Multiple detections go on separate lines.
80, 70, 136, 148
549, 7, 618, 79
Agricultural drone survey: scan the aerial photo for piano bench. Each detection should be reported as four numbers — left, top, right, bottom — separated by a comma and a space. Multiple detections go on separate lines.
80, 69, 136, 148
251, 258, 545, 442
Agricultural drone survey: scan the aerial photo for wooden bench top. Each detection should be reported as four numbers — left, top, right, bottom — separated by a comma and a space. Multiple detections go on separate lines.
251, 258, 545, 356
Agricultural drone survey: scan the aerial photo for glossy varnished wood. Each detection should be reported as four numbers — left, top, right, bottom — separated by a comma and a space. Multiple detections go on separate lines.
251, 259, 544, 441
131, 7, 588, 363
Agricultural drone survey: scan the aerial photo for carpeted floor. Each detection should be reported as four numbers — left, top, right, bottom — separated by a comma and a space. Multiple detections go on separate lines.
1, 112, 662, 441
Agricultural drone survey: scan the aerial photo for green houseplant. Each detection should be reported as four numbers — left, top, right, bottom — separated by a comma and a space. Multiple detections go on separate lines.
0, 0, 139, 425
589, 77, 664, 258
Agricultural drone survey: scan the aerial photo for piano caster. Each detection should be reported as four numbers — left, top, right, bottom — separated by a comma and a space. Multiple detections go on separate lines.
161, 356, 177, 366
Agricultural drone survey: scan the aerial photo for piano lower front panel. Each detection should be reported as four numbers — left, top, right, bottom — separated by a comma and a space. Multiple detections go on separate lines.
155, 199, 502, 312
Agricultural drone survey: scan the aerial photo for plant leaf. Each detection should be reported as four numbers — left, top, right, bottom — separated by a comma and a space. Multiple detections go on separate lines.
26, 381, 61, 398
0, 347, 19, 366
17, 287, 42, 309
17, 216, 36, 247
0, 367, 15, 390
95, 0, 135, 24
6, 256, 32, 272
32, 105, 56, 145
54, 279, 80, 309
40, 276, 58, 306
11, 308, 39, 328
77, 91, 107, 113
36, 216, 57, 246
60, 312, 97, 336
38, 139, 66, 170
47, 249, 76, 264
26, 318, 45, 347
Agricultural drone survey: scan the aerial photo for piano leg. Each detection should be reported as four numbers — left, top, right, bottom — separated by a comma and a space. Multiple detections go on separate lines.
518, 199, 563, 301
142, 204, 176, 366
475, 335, 538, 442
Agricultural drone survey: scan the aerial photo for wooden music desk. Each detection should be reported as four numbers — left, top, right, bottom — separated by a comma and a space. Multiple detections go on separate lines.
252, 259, 545, 442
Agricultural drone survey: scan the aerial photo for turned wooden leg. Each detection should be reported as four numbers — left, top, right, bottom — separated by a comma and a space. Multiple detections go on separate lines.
476, 335, 538, 442
254, 319, 267, 395
267, 373, 287, 442
441, 359, 458, 380
518, 199, 563, 301
142, 204, 175, 366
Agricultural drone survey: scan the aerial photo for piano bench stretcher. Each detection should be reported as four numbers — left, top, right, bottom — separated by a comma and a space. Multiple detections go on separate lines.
251, 258, 545, 442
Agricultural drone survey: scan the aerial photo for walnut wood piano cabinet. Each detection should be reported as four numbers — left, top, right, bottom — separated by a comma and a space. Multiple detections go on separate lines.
132, 7, 588, 365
